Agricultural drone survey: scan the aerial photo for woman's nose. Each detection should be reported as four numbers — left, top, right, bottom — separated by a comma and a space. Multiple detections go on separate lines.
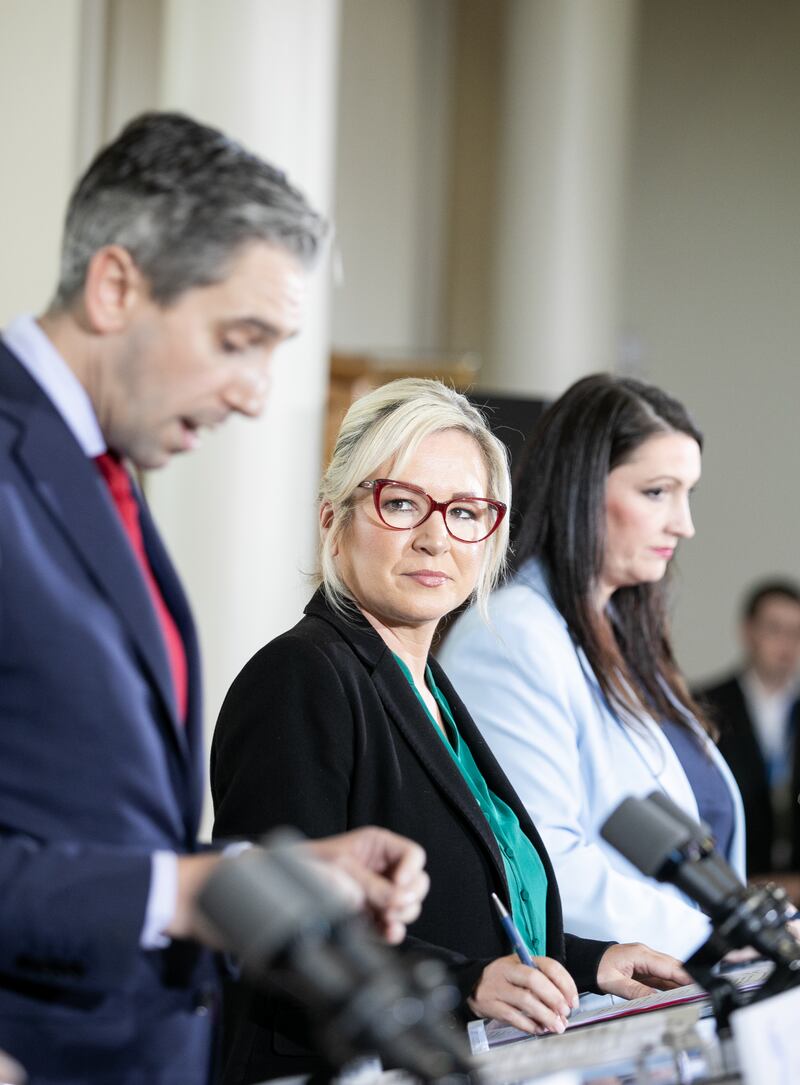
670, 498, 695, 539
412, 510, 450, 552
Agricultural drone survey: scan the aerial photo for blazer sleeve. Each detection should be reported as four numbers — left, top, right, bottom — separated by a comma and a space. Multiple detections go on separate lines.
0, 835, 152, 990
441, 597, 712, 960
212, 634, 357, 843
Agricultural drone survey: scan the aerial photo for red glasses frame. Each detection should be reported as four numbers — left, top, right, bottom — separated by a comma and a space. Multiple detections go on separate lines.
359, 478, 507, 543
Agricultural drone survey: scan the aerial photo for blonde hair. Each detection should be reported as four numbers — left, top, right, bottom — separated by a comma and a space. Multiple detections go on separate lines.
316, 378, 510, 620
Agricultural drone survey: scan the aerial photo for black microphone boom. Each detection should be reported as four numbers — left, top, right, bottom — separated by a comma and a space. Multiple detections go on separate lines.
600, 792, 800, 975
197, 831, 470, 1081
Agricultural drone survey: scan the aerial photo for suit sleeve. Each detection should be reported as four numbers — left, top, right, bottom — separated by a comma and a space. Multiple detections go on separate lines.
211, 635, 356, 844
0, 834, 152, 990
441, 597, 712, 960
563, 934, 615, 994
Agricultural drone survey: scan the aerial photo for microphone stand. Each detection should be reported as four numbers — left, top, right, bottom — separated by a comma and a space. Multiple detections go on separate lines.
601, 793, 800, 1046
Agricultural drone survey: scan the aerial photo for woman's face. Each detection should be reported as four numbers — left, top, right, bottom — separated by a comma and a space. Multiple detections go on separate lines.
599, 431, 701, 603
332, 429, 491, 639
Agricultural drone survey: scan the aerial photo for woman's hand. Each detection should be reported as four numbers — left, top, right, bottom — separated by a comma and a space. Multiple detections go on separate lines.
468, 955, 579, 1035
597, 943, 690, 999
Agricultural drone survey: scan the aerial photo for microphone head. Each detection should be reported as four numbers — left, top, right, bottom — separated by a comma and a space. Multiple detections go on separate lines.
600, 795, 696, 878
647, 790, 713, 843
197, 834, 352, 975
196, 833, 473, 1079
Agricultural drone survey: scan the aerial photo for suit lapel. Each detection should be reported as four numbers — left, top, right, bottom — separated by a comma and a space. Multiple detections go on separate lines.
11, 380, 188, 758
304, 590, 570, 949
431, 659, 566, 937
375, 654, 508, 880
306, 593, 507, 886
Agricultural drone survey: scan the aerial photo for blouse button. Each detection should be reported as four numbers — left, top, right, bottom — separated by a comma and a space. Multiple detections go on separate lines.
520, 888, 530, 902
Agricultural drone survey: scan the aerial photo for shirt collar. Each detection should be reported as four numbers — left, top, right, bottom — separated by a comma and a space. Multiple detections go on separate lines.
2, 314, 106, 457
742, 667, 800, 709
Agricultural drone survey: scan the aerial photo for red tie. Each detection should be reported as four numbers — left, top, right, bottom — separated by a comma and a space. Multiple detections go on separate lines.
95, 452, 188, 723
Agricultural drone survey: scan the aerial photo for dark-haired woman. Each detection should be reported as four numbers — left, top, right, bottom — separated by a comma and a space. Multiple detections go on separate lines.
441, 374, 745, 961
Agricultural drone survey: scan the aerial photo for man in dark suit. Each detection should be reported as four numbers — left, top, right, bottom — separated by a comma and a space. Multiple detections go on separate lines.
697, 580, 800, 883
0, 112, 427, 1085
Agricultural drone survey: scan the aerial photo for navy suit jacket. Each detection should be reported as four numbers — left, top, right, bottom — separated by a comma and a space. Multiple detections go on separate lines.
0, 340, 216, 1083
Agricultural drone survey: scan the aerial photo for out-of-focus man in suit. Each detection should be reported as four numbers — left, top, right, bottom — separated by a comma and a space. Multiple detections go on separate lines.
697, 580, 800, 890
0, 112, 427, 1085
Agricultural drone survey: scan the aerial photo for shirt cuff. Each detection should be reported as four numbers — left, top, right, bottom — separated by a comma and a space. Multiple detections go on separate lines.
140, 850, 178, 949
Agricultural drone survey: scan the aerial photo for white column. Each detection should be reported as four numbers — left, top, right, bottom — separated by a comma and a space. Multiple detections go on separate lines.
0, 0, 84, 324
487, 0, 638, 397
147, 0, 340, 834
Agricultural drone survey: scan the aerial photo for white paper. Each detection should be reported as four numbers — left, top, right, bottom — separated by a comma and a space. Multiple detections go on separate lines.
467, 962, 774, 1053
732, 983, 800, 1084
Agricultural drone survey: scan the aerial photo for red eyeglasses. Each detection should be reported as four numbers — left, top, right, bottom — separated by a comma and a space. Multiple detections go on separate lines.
359, 479, 506, 543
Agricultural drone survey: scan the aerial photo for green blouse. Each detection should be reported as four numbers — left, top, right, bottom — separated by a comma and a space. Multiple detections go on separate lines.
393, 653, 548, 958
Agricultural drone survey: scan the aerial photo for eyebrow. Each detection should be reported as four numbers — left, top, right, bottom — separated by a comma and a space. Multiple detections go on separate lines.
642, 474, 698, 486
388, 479, 486, 499
220, 317, 299, 341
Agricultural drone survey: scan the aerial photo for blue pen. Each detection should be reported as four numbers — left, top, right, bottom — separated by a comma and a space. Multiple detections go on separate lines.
491, 892, 538, 968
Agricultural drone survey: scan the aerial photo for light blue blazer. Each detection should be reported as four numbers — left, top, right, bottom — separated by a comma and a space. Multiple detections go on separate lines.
440, 559, 746, 960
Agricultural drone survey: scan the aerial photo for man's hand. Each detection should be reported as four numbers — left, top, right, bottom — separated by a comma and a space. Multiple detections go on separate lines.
303, 827, 429, 944
0, 1047, 25, 1085
596, 943, 690, 1000
166, 828, 429, 948
468, 955, 579, 1035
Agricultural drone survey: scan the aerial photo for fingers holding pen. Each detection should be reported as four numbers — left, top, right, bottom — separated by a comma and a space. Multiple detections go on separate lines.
468, 954, 578, 1035
532, 955, 580, 1009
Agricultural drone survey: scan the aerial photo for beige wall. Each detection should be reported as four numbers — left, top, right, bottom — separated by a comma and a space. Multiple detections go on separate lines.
444, 0, 504, 361
621, 0, 800, 681
331, 0, 455, 352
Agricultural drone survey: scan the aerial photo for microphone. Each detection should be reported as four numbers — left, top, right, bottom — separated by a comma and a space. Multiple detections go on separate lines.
197, 831, 470, 1080
600, 792, 800, 970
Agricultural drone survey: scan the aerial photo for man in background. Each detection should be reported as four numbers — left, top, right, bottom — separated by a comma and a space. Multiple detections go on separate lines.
697, 580, 800, 886
0, 112, 426, 1084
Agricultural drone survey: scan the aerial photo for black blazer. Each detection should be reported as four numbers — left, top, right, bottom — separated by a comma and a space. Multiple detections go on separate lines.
212, 589, 611, 1084
697, 673, 800, 875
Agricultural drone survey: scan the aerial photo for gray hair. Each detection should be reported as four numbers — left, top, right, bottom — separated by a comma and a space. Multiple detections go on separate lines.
53, 112, 326, 308
317, 378, 510, 621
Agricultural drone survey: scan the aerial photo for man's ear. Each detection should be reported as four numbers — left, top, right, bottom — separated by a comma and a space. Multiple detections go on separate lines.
83, 246, 147, 333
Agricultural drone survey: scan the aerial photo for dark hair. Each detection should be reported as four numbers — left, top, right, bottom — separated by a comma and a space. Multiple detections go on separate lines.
511, 373, 706, 730
742, 579, 800, 621
53, 111, 326, 307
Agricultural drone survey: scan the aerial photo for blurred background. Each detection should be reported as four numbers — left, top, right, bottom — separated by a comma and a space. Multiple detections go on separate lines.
2, 0, 798, 830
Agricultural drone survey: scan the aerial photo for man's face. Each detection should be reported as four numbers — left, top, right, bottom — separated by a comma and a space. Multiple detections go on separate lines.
104, 241, 307, 469
743, 594, 800, 689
